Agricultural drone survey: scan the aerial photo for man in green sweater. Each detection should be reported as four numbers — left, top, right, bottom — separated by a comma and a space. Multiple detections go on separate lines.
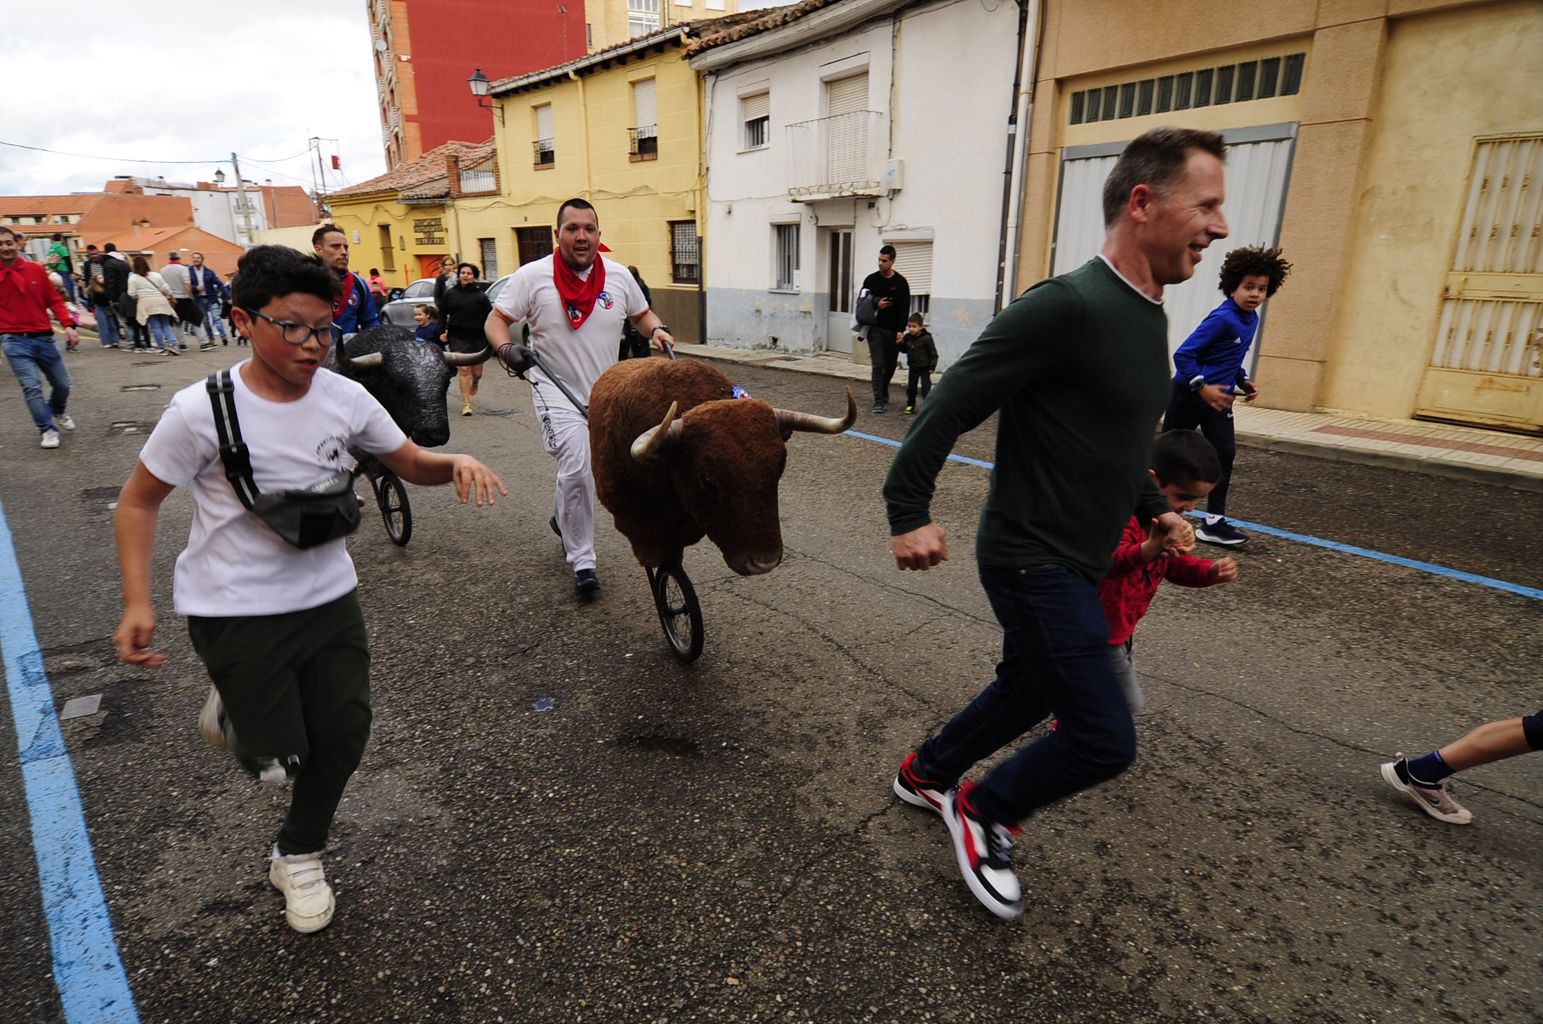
884, 127, 1230, 920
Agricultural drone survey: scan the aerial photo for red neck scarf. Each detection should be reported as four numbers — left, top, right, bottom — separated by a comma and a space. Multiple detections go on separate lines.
332, 270, 356, 319
553, 254, 605, 330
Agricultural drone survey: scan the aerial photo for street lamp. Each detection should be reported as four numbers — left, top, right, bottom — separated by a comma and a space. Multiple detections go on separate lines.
468, 67, 491, 108
213, 168, 226, 185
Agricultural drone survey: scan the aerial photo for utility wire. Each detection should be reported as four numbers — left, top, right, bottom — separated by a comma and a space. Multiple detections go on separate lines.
0, 139, 315, 166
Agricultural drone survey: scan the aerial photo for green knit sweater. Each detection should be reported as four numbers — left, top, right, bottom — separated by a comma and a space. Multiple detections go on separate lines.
883, 257, 1172, 584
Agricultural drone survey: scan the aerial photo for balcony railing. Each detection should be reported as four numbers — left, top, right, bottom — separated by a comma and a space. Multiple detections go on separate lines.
532, 138, 555, 168
629, 125, 658, 160
785, 111, 887, 201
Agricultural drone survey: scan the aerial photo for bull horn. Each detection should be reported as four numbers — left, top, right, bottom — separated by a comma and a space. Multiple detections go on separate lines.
774, 387, 858, 434
630, 401, 681, 461
443, 347, 494, 366
345, 351, 385, 370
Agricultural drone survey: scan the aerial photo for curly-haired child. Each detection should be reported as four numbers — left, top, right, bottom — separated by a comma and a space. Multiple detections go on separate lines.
1162, 245, 1291, 546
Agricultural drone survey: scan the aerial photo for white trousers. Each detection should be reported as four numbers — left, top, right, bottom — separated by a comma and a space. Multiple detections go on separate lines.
534, 397, 596, 573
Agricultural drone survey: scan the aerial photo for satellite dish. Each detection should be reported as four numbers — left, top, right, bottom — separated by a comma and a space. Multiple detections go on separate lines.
373, 39, 388, 52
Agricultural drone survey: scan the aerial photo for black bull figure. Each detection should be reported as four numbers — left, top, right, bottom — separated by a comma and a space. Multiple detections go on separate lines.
590, 359, 857, 577
333, 326, 492, 448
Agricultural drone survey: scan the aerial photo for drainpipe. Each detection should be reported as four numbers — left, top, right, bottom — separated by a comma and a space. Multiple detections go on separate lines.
995, 0, 1041, 311
570, 70, 593, 196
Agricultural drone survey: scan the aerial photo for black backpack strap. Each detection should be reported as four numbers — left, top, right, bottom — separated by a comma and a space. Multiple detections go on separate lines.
205, 370, 260, 510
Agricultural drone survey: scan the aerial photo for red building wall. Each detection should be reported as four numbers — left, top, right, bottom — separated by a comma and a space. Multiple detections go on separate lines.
404, 1, 580, 155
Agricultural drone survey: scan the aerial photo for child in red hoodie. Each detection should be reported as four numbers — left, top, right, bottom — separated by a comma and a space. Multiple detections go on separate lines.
1100, 431, 1238, 712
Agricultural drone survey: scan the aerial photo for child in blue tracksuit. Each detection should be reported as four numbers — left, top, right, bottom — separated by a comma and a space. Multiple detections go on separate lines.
1162, 245, 1291, 547
412, 303, 441, 345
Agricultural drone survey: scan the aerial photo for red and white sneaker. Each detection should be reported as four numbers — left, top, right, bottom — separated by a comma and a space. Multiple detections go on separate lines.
943, 780, 1023, 920
892, 752, 948, 815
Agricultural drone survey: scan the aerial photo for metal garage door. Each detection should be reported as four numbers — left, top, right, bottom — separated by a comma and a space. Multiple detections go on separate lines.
1050, 124, 1297, 368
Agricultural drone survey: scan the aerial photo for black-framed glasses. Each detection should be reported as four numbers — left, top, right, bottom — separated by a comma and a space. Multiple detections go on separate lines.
244, 308, 335, 346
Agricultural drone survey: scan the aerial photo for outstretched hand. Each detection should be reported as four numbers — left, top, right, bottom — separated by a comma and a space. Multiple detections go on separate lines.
452, 455, 509, 507
1211, 556, 1238, 583
1153, 512, 1195, 557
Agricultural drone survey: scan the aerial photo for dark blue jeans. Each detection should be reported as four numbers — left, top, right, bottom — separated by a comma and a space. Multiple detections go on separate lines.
914, 564, 1136, 826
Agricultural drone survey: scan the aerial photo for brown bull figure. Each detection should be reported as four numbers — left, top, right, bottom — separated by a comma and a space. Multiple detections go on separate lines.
589, 359, 856, 576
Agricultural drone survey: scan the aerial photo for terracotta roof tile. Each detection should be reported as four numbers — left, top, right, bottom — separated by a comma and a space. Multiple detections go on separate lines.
330, 139, 496, 200
0, 194, 104, 217
683, 0, 842, 56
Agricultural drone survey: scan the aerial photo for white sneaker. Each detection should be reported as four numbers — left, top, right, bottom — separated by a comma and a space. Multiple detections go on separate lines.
269, 846, 335, 933
40, 429, 61, 449
56, 413, 76, 431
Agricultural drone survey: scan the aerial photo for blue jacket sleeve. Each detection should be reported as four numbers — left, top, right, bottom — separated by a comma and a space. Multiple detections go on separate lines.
1172, 304, 1236, 385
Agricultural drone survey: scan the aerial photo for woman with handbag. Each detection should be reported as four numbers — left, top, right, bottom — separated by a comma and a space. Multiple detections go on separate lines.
127, 256, 182, 355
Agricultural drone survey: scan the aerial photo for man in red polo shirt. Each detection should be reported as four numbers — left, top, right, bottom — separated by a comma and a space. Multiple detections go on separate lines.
0, 226, 80, 448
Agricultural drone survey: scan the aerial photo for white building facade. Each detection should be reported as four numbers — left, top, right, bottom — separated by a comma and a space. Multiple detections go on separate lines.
691, 0, 1027, 367
116, 176, 271, 247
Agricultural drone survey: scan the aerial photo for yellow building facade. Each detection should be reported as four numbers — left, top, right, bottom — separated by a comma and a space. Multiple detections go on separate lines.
1016, 0, 1542, 433
584, 0, 739, 54
486, 25, 709, 341
329, 140, 511, 291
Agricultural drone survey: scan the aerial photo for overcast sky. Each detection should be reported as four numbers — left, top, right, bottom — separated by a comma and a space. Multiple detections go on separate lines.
0, 3, 390, 197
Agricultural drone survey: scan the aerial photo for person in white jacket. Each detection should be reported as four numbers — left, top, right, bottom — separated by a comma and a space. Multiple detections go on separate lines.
127, 256, 182, 355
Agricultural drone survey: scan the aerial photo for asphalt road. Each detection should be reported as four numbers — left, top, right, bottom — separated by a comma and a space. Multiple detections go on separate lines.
1, 345, 1539, 1024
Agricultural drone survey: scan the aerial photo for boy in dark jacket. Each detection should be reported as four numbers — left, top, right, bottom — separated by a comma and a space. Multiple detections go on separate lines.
899, 312, 936, 415
1163, 245, 1291, 546
1100, 431, 1237, 712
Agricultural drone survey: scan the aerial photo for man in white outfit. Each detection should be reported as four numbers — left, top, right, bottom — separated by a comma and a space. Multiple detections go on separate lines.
485, 198, 673, 598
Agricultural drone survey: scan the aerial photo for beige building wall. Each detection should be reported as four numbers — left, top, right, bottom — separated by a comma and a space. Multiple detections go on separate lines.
1019, 0, 1536, 418
585, 0, 737, 53
1322, 0, 1543, 420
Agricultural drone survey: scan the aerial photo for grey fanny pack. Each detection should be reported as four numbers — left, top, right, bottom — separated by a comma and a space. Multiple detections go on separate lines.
206, 370, 361, 549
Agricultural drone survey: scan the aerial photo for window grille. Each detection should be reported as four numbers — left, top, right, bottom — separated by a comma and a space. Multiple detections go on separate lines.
1069, 52, 1305, 124
774, 224, 799, 290
669, 221, 699, 284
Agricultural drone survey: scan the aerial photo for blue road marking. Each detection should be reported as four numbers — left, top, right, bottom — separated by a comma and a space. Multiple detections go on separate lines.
0, 497, 139, 1023
845, 430, 1543, 602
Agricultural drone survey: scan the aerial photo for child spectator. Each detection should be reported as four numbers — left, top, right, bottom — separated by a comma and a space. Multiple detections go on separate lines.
1380, 712, 1541, 825
1163, 245, 1292, 546
899, 312, 937, 415
412, 303, 441, 345
112, 245, 506, 934
1100, 431, 1238, 711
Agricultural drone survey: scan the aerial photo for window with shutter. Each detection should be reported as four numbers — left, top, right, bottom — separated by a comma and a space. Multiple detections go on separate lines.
631, 79, 658, 158
533, 104, 555, 167
742, 92, 769, 150
888, 240, 933, 315
826, 73, 868, 117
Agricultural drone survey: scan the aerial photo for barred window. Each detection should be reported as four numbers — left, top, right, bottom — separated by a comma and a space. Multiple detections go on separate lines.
670, 221, 699, 285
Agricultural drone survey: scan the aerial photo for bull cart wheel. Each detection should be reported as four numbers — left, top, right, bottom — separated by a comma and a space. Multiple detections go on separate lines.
647, 562, 704, 662
375, 470, 412, 546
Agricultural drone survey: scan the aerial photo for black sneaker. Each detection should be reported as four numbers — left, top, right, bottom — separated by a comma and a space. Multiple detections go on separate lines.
199, 341, 219, 352
1196, 518, 1247, 546
892, 752, 947, 815
942, 780, 1023, 920
575, 569, 600, 598
871, 403, 886, 415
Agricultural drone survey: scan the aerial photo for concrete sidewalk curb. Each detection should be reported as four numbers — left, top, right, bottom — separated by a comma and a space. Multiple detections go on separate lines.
675, 342, 1543, 494
1238, 434, 1543, 494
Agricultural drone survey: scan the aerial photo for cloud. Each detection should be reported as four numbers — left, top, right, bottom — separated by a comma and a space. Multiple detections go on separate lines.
0, 2, 389, 197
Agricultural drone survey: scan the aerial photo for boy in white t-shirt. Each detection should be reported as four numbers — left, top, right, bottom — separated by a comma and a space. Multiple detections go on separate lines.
112, 246, 506, 934
485, 198, 673, 598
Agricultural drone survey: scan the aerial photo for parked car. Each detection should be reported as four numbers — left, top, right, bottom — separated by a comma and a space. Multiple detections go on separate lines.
378, 277, 439, 328
380, 274, 524, 343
